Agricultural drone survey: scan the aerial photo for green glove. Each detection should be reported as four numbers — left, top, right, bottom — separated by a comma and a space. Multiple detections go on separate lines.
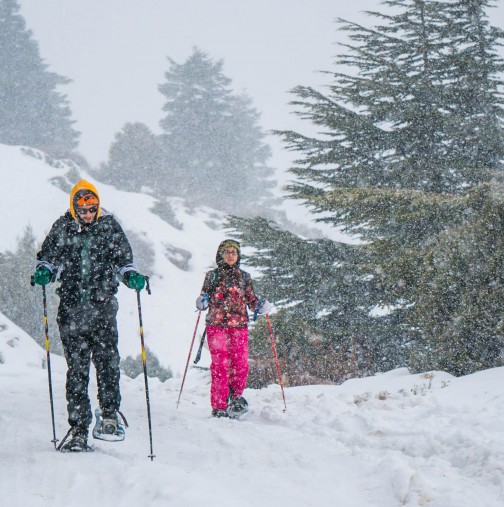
33, 266, 52, 286
125, 271, 146, 291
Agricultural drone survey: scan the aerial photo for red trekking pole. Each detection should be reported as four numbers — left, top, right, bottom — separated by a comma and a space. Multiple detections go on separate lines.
265, 314, 287, 412
177, 310, 201, 408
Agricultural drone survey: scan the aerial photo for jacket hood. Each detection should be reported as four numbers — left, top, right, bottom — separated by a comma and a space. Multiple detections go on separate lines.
69, 179, 101, 221
216, 239, 241, 267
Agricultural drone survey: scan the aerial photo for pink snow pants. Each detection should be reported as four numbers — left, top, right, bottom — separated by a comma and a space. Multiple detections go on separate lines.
206, 325, 249, 410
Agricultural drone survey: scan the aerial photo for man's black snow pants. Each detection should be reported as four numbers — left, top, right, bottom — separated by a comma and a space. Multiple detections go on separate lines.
57, 298, 121, 430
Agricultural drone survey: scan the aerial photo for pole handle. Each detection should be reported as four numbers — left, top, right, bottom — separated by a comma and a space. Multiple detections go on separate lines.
253, 297, 262, 321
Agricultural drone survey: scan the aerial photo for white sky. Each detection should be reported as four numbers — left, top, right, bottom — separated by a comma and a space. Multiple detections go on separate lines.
18, 0, 504, 173
2, 312, 504, 506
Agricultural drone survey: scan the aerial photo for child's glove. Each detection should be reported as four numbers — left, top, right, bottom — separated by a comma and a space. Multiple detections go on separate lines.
196, 293, 209, 311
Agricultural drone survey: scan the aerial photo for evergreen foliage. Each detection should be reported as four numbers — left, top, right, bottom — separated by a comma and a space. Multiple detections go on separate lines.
121, 345, 173, 382
413, 184, 504, 375
227, 216, 411, 384
235, 0, 504, 381
0, 0, 79, 157
157, 48, 277, 215
277, 0, 504, 199
0, 227, 62, 354
98, 122, 164, 192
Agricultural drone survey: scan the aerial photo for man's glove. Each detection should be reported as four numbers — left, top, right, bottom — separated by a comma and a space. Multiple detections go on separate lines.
196, 293, 209, 311
124, 271, 146, 291
33, 266, 52, 286
257, 299, 272, 315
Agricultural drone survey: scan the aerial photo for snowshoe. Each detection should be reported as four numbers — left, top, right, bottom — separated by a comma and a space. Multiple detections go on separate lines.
92, 408, 127, 442
211, 408, 229, 418
227, 396, 248, 419
58, 427, 93, 453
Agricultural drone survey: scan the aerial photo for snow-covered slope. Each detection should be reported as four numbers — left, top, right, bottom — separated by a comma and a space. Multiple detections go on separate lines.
1, 310, 504, 506
1, 143, 230, 374
3, 144, 504, 506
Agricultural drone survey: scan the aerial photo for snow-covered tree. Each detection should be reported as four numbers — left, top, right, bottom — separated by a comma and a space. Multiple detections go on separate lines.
255, 0, 504, 378
278, 0, 504, 200
0, 227, 62, 354
0, 0, 79, 157
158, 48, 276, 214
99, 122, 164, 192
412, 184, 504, 375
227, 216, 411, 384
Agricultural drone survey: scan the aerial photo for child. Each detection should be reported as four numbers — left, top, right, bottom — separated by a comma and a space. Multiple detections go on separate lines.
196, 239, 271, 418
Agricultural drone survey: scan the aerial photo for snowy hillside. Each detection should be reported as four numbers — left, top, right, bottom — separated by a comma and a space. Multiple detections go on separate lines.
2, 310, 504, 506
3, 144, 504, 506
0, 143, 233, 374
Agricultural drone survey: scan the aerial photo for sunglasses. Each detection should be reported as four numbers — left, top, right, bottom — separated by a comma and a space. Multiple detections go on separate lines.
76, 206, 98, 215
224, 249, 238, 256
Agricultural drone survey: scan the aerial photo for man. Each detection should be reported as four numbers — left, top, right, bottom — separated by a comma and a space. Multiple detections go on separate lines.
33, 179, 146, 452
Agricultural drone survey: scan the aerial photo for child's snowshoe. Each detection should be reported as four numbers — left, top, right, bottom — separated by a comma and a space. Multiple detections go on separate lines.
227, 396, 248, 419
211, 408, 229, 418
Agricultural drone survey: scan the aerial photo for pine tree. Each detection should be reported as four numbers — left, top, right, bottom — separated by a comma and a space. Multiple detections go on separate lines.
441, 0, 504, 185
408, 184, 504, 374
98, 122, 164, 192
0, 227, 62, 354
278, 0, 504, 203
265, 0, 504, 377
227, 216, 411, 384
158, 48, 276, 215
0, 0, 79, 157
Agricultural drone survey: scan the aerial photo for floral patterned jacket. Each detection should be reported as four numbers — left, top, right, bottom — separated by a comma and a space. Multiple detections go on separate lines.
201, 265, 259, 328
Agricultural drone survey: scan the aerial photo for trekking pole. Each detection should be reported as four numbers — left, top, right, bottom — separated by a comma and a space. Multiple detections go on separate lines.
136, 276, 155, 461
265, 314, 287, 412
31, 277, 58, 449
193, 328, 206, 364
177, 310, 201, 408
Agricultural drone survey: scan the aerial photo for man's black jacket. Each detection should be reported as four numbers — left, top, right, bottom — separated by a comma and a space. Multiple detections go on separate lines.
37, 210, 134, 306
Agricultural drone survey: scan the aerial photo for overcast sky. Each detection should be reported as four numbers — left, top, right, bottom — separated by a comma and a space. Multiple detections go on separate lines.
18, 0, 504, 174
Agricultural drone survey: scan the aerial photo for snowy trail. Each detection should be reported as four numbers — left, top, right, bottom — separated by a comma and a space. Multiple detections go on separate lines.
2, 320, 504, 507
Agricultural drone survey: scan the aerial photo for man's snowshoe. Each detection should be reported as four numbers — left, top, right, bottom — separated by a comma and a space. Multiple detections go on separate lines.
227, 396, 248, 419
57, 427, 93, 453
92, 408, 127, 442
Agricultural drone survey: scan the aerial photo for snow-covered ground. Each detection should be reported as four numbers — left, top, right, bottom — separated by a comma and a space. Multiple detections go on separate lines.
2, 312, 504, 507
2, 145, 504, 505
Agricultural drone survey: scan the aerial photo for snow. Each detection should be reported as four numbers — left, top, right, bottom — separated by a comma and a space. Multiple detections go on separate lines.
2, 1, 504, 501
2, 311, 504, 506
2, 147, 504, 505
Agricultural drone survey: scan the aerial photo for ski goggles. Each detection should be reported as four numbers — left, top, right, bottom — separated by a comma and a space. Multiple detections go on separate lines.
76, 206, 98, 215
76, 193, 99, 206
